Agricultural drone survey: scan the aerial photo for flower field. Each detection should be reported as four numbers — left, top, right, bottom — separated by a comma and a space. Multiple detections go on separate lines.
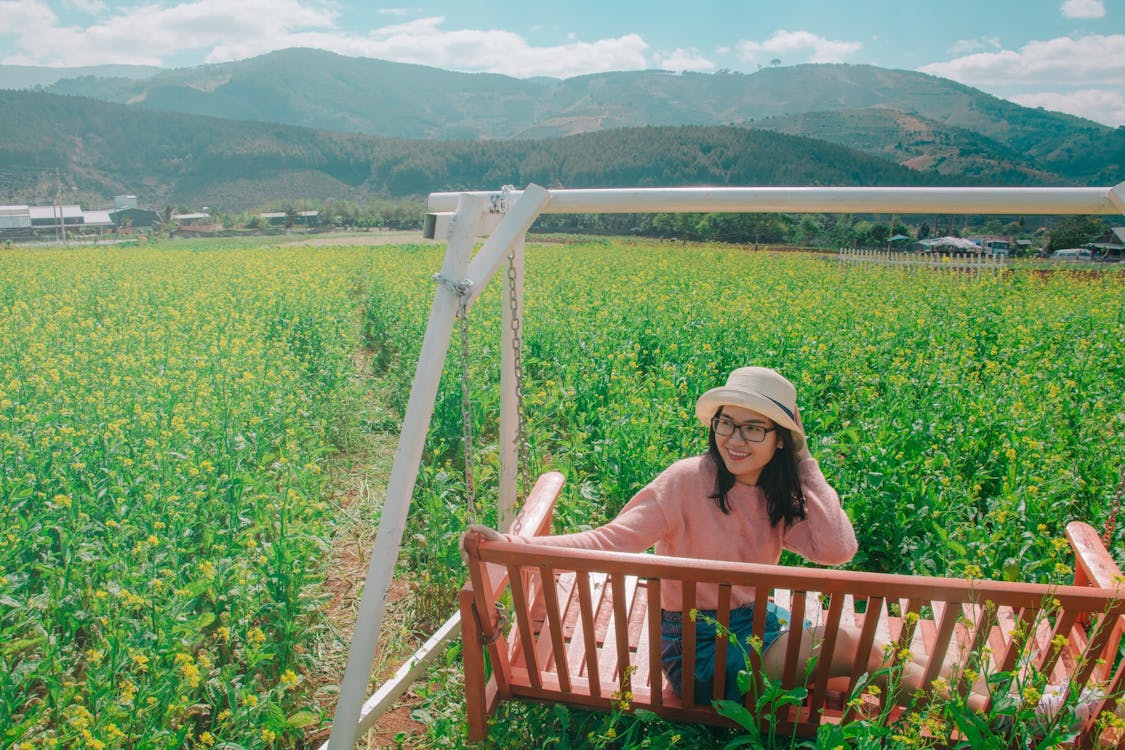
1, 242, 370, 748
1, 236, 1122, 748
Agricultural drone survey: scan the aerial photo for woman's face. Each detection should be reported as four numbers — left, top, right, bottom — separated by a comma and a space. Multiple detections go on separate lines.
714, 405, 781, 486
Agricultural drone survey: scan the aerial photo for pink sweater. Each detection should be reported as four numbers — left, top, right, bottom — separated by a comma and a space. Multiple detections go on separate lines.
514, 454, 857, 611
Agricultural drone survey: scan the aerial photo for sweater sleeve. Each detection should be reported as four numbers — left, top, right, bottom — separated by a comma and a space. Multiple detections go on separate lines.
782, 458, 857, 565
510, 481, 674, 554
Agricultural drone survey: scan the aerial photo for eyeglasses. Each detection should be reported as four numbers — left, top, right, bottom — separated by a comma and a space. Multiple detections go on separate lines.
711, 416, 776, 443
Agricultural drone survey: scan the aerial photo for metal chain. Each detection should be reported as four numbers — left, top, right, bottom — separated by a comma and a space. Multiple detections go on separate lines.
506, 252, 531, 504
457, 295, 477, 524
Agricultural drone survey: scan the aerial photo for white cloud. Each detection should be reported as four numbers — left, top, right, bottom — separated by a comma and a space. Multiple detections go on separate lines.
655, 48, 715, 73
0, 0, 59, 41
920, 34, 1125, 126
376, 8, 410, 16
736, 30, 862, 65
346, 18, 649, 78
948, 36, 1002, 57
1009, 89, 1125, 127
0, 2, 651, 78
1060, 0, 1105, 19
920, 34, 1125, 86
1, 0, 339, 66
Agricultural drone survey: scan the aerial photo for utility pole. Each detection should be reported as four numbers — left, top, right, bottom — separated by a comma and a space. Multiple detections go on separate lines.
54, 169, 68, 246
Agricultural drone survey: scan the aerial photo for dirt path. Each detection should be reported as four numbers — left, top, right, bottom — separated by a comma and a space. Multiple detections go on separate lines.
304, 349, 432, 748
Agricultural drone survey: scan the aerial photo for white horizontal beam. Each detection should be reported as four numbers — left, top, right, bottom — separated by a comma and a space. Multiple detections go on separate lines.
317, 613, 462, 750
427, 185, 1123, 216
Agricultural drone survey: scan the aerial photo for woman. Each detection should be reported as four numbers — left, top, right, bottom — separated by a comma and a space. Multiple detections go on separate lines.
465, 366, 873, 703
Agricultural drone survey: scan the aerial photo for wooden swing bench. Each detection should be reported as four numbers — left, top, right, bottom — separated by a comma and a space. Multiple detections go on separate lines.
460, 472, 1125, 745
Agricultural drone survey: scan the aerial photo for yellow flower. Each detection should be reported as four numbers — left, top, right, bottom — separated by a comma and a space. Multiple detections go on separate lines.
280, 669, 298, 689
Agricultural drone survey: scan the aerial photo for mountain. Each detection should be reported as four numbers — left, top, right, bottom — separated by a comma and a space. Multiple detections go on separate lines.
0, 63, 162, 89
7, 48, 1118, 184
0, 89, 954, 211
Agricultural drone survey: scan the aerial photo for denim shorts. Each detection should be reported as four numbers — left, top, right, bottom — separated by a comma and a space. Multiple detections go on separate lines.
660, 601, 798, 704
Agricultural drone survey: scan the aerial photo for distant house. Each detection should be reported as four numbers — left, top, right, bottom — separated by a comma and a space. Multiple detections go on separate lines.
967, 235, 1010, 254
0, 205, 32, 236
1086, 227, 1124, 260
81, 210, 115, 231
260, 210, 320, 227
110, 207, 162, 229
910, 236, 981, 253
171, 212, 222, 233
29, 204, 83, 228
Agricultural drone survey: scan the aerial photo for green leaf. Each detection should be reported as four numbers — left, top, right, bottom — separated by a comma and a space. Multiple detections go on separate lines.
286, 709, 319, 729
713, 699, 759, 734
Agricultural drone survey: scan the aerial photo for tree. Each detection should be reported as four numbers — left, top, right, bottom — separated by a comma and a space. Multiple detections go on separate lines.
1046, 216, 1106, 251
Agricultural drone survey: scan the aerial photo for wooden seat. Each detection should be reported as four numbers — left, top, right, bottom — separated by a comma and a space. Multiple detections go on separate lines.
460, 472, 1125, 745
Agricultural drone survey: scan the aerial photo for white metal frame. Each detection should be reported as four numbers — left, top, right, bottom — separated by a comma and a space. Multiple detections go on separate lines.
324, 181, 1125, 748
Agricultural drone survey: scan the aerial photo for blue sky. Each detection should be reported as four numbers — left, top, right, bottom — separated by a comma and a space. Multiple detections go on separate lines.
1, 0, 1122, 126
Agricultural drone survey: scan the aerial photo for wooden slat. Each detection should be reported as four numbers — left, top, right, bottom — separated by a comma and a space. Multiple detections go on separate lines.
1036, 608, 1079, 684
960, 601, 997, 710
809, 590, 844, 716
632, 580, 652, 689
713, 583, 732, 702
575, 570, 601, 698
508, 562, 541, 690
681, 579, 697, 707
611, 572, 633, 695
996, 607, 1035, 678
850, 595, 884, 686
781, 589, 808, 689
538, 565, 571, 693
743, 584, 771, 709
920, 597, 961, 690
1074, 608, 1125, 687
646, 578, 663, 706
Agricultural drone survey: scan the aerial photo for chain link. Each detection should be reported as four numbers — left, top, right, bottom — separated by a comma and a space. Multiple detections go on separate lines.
457, 294, 476, 524
507, 252, 531, 504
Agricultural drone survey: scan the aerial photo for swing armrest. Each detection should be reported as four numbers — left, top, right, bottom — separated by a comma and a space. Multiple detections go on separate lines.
1066, 521, 1124, 591
509, 471, 565, 538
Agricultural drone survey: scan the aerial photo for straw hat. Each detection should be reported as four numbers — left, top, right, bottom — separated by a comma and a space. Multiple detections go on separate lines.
695, 367, 805, 451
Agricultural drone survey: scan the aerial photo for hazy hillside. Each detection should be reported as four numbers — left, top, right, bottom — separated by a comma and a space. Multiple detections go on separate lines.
0, 90, 958, 211
749, 109, 1066, 185
6, 49, 1118, 183
0, 63, 161, 90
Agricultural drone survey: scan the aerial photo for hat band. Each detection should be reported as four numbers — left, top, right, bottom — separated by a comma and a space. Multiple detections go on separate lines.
762, 394, 794, 421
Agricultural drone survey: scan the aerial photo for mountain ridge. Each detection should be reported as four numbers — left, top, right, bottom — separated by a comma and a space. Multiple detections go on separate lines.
4, 48, 1118, 185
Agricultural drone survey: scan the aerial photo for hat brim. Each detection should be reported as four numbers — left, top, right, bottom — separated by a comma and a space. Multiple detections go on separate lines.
695, 388, 805, 451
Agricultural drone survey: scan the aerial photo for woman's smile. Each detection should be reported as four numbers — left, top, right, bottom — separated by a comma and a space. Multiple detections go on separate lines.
715, 404, 779, 485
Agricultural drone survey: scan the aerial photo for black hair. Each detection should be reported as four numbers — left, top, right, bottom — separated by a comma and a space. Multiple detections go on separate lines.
707, 407, 807, 526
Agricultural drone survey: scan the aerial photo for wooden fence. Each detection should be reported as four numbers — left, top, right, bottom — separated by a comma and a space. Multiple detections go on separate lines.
838, 248, 1007, 278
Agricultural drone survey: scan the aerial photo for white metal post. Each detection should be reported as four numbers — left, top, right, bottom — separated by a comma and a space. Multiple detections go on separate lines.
499, 234, 525, 532
325, 194, 483, 750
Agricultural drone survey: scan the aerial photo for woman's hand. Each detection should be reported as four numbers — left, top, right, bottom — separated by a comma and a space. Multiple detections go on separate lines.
458, 524, 505, 563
